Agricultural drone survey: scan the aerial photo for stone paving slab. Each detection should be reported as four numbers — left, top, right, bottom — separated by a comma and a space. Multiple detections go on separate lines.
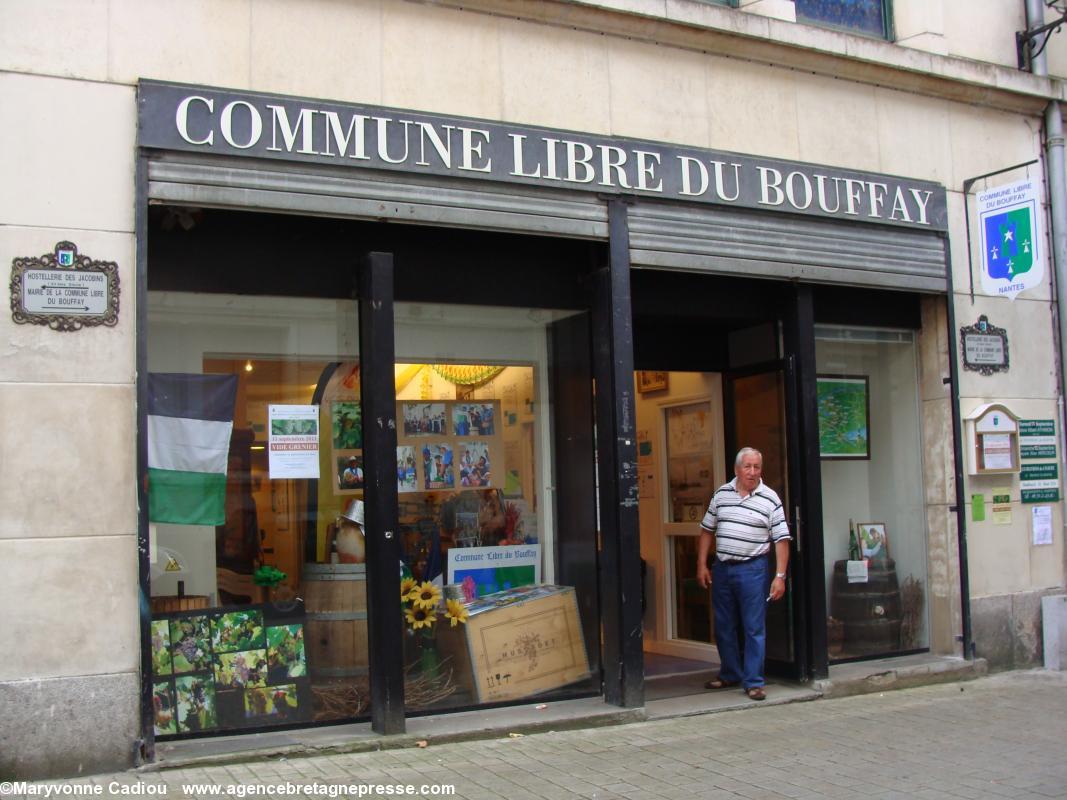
3, 669, 1066, 799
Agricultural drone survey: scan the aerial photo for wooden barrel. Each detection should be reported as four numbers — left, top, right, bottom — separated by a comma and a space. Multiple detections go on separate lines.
831, 559, 902, 655
303, 563, 369, 678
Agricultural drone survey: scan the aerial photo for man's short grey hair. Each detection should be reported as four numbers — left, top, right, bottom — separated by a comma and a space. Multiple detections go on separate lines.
735, 447, 763, 467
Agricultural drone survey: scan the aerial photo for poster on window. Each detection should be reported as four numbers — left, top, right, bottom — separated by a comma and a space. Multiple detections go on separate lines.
268, 405, 320, 479
446, 544, 541, 598
151, 602, 311, 737
397, 400, 504, 495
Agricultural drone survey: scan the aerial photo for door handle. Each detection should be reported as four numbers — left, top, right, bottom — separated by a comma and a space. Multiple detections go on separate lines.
794, 505, 802, 553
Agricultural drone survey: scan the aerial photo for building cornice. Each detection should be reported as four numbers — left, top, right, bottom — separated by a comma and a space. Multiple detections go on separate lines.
419, 0, 1064, 115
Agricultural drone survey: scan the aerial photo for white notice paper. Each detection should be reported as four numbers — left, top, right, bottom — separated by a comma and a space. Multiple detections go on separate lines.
268, 404, 320, 479
846, 559, 869, 584
1032, 505, 1053, 546
982, 433, 1013, 470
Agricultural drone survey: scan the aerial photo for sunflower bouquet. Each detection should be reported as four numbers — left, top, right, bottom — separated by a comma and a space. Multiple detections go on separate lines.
400, 577, 469, 676
401, 577, 469, 629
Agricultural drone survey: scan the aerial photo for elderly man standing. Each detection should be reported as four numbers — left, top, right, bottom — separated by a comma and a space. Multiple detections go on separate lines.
696, 447, 791, 701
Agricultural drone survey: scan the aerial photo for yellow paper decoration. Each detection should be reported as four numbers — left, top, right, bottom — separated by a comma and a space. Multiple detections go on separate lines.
431, 365, 505, 386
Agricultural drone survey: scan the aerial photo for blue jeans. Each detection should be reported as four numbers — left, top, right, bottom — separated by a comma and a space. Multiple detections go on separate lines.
712, 556, 769, 689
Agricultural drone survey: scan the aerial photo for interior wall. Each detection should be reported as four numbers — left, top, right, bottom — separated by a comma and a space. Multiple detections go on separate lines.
818, 331, 930, 650
636, 371, 725, 655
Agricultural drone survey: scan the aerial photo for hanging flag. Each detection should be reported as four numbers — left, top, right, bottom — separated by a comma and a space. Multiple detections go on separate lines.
148, 373, 238, 525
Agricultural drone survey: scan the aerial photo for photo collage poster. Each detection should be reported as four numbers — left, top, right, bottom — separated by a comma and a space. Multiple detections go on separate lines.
150, 602, 310, 737
397, 401, 503, 494
331, 399, 364, 496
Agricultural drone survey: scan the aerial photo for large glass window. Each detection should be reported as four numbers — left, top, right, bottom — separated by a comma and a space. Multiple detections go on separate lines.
817, 325, 928, 661
391, 302, 595, 713
796, 0, 890, 39
147, 289, 595, 733
147, 291, 362, 734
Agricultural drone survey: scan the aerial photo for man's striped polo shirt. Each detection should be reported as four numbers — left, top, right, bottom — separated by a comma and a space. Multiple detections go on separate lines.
700, 478, 791, 561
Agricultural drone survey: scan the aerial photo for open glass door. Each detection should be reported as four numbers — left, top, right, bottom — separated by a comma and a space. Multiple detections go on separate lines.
663, 399, 718, 649
723, 361, 804, 680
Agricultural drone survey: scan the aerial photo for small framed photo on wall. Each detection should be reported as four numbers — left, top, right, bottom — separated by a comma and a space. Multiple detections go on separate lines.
636, 371, 668, 393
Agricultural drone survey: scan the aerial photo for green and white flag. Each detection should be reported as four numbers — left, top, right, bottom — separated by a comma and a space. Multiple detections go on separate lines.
148, 373, 238, 525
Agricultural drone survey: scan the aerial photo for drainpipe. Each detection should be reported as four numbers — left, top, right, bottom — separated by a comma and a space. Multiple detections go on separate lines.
1025, 0, 1067, 556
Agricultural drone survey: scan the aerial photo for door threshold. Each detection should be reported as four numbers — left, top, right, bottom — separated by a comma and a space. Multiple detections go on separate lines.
645, 679, 819, 720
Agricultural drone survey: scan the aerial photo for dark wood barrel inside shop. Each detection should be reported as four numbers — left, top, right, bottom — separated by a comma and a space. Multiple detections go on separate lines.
303, 563, 369, 679
831, 559, 903, 655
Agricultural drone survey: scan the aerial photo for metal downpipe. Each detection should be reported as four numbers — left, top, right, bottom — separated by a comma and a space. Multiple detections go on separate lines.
1026, 0, 1067, 542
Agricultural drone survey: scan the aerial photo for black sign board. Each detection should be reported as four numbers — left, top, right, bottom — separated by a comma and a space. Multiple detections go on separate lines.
137, 80, 948, 232
960, 315, 1009, 375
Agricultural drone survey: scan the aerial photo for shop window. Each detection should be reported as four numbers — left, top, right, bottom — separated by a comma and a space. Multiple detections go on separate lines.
795, 0, 891, 39
816, 325, 928, 661
392, 302, 593, 713
146, 289, 596, 736
147, 291, 363, 735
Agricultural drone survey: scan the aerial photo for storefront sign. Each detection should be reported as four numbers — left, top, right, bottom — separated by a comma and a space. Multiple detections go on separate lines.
1020, 419, 1057, 460
10, 241, 119, 331
138, 81, 947, 231
977, 179, 1046, 299
960, 315, 1009, 375
1021, 462, 1060, 503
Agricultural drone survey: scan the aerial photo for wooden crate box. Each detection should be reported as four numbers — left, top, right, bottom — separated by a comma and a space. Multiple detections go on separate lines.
438, 585, 591, 703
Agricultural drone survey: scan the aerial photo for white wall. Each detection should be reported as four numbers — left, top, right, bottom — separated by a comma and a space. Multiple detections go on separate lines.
636, 372, 725, 656
818, 332, 929, 647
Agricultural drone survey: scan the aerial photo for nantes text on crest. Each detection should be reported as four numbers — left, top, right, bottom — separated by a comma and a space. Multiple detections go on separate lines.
10, 241, 120, 331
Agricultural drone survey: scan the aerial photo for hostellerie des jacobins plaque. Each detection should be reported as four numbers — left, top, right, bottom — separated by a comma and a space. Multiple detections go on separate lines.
960, 314, 1008, 375
10, 241, 120, 331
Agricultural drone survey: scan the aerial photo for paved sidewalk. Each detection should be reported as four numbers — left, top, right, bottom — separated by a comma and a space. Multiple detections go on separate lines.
6, 669, 1067, 799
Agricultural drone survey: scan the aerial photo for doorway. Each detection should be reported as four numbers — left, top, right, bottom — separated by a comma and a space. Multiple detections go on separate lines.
631, 270, 810, 688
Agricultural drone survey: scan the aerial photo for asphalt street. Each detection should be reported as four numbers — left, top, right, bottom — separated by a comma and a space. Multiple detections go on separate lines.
8, 669, 1067, 799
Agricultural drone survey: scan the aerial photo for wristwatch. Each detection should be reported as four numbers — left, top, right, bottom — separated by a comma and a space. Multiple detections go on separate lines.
775, 572, 787, 579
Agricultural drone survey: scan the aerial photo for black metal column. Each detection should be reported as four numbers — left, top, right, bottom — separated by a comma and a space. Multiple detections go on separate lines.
785, 284, 827, 680
358, 251, 405, 735
134, 152, 155, 764
592, 199, 643, 707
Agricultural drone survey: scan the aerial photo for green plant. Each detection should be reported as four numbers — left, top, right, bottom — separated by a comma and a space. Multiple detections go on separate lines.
253, 565, 287, 588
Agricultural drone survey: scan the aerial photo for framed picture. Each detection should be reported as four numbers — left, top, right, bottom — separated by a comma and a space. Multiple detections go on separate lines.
457, 440, 493, 487
331, 401, 362, 450
453, 403, 495, 436
396, 445, 418, 493
402, 402, 447, 437
817, 374, 870, 459
856, 522, 889, 562
335, 454, 364, 493
421, 442, 455, 490
636, 371, 668, 393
